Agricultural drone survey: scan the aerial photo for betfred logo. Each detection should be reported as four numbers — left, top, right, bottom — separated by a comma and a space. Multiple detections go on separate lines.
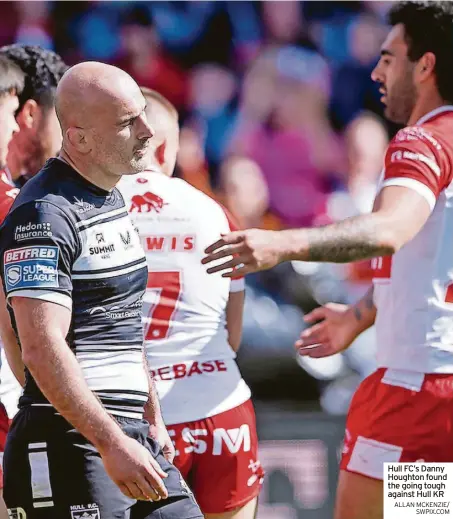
3, 246, 59, 292
129, 191, 167, 213
4, 246, 58, 263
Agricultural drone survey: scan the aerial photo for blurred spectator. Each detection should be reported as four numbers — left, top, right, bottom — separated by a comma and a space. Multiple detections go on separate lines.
116, 5, 187, 109
329, 14, 386, 127
176, 126, 215, 198
15, 1, 53, 50
232, 46, 344, 228
220, 156, 273, 229
187, 63, 238, 174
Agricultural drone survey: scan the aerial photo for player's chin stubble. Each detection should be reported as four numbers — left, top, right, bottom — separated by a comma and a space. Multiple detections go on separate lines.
386, 77, 417, 125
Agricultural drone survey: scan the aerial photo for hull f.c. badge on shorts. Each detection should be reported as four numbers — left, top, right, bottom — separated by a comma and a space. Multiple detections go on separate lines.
70, 504, 100, 519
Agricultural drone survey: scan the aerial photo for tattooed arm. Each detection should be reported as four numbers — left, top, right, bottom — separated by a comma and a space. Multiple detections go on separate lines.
202, 185, 432, 276
295, 286, 376, 358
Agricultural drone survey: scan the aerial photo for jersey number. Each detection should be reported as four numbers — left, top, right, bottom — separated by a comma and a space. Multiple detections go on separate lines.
445, 283, 453, 303
145, 271, 182, 340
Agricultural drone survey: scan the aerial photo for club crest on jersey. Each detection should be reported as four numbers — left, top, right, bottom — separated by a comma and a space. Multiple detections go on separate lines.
70, 504, 100, 519
7, 508, 27, 519
3, 246, 59, 292
129, 191, 167, 213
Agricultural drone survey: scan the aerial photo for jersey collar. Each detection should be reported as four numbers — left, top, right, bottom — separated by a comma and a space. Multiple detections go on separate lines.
416, 105, 453, 125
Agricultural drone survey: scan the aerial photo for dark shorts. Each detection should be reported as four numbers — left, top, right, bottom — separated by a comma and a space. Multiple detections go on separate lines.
4, 407, 203, 519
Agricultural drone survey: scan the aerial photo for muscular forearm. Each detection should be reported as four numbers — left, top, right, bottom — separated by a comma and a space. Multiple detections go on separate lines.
22, 335, 125, 452
350, 285, 376, 336
280, 214, 395, 264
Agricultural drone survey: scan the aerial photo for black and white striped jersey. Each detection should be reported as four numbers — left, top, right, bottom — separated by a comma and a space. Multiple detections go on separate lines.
0, 158, 149, 419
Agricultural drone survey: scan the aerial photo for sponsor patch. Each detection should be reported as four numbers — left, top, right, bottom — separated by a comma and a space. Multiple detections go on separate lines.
14, 222, 52, 242
3, 246, 59, 292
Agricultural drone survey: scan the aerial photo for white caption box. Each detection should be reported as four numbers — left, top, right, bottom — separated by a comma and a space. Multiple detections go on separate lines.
384, 463, 453, 518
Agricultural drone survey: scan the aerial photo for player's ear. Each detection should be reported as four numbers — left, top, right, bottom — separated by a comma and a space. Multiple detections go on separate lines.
155, 141, 166, 167
417, 52, 436, 82
66, 127, 91, 154
16, 99, 40, 130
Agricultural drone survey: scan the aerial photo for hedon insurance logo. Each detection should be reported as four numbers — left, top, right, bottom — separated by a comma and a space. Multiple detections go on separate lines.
4, 246, 59, 292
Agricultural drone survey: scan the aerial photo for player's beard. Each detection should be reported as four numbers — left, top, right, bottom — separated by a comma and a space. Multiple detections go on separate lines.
384, 70, 417, 125
23, 136, 47, 177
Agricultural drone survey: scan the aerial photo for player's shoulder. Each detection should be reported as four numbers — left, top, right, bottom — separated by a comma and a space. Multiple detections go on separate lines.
386, 122, 448, 173
171, 177, 230, 219
12, 159, 76, 211
390, 125, 443, 152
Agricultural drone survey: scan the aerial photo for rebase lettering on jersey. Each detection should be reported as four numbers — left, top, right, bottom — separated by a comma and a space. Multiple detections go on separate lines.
150, 360, 227, 381
144, 234, 195, 252
3, 246, 59, 292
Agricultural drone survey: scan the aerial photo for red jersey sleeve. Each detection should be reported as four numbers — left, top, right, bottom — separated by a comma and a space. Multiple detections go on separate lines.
382, 126, 451, 211
0, 181, 18, 224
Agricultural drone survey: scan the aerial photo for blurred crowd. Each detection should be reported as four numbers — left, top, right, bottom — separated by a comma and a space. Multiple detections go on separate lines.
0, 1, 398, 413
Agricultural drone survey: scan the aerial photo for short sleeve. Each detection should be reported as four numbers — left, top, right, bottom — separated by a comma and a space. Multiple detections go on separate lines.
0, 201, 80, 309
382, 127, 451, 212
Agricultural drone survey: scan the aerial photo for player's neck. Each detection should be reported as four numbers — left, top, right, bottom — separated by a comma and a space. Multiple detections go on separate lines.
408, 91, 447, 126
5, 152, 25, 181
59, 149, 119, 192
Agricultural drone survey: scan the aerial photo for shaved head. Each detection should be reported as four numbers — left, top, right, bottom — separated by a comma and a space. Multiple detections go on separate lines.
56, 62, 154, 183
57, 62, 142, 130
141, 88, 179, 176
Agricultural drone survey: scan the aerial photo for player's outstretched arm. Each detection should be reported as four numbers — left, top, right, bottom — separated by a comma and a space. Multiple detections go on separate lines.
202, 185, 432, 277
295, 286, 376, 358
12, 296, 169, 502
0, 283, 25, 386
226, 289, 245, 352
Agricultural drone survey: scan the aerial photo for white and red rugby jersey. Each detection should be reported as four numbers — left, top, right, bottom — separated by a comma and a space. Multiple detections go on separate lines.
119, 171, 250, 424
373, 106, 453, 373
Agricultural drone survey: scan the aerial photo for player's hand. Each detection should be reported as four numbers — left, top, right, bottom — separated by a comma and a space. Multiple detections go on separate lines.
100, 434, 169, 502
295, 303, 358, 358
149, 422, 176, 463
202, 229, 284, 277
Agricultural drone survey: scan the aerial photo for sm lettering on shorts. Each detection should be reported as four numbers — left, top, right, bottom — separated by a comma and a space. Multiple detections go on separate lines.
3, 246, 59, 292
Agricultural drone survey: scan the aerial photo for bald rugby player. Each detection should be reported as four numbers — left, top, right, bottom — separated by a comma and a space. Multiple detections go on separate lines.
0, 62, 202, 519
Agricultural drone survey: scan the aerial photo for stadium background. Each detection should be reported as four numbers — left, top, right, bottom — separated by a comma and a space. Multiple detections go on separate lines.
0, 1, 399, 516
